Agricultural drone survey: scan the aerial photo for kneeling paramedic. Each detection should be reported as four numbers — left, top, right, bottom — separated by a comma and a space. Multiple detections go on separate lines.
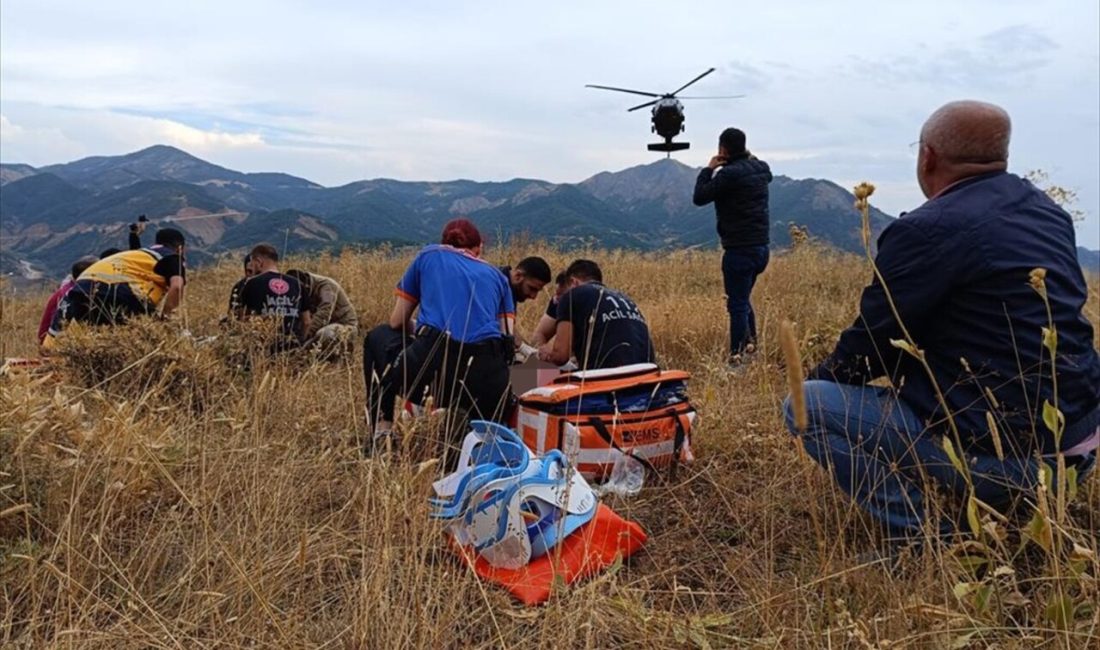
363, 218, 515, 456
538, 259, 654, 370
46, 228, 187, 346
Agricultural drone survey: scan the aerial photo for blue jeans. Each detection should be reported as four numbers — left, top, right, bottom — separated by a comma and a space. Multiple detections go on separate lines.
783, 380, 1096, 537
722, 245, 769, 357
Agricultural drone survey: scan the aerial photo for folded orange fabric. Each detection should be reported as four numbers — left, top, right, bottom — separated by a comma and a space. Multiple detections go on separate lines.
451, 503, 646, 606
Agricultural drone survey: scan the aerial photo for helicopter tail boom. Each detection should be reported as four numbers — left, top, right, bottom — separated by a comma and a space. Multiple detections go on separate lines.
647, 141, 690, 152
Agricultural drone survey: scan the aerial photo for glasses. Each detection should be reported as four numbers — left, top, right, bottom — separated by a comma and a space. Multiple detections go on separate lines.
909, 140, 1005, 165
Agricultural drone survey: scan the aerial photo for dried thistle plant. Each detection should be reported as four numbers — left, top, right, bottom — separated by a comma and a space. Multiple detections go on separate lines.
853, 181, 876, 250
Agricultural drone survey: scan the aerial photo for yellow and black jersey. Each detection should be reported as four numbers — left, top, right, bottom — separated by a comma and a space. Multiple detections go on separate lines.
79, 246, 185, 306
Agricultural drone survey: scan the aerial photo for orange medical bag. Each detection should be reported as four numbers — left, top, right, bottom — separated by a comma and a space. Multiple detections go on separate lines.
516, 363, 696, 481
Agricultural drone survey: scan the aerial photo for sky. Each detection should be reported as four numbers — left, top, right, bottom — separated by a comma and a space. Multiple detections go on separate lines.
2, 0, 1098, 245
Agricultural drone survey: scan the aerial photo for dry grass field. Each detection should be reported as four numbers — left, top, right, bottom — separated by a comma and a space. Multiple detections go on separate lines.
1, 239, 1098, 648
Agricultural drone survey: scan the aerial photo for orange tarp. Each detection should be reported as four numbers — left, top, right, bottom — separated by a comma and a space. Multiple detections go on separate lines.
451, 504, 646, 606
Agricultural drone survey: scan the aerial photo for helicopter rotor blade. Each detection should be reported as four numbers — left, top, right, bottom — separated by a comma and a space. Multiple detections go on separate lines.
669, 67, 716, 96
677, 95, 746, 100
585, 84, 661, 98
627, 99, 659, 112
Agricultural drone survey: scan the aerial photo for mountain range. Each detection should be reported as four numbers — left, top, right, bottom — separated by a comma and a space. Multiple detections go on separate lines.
1, 145, 1096, 277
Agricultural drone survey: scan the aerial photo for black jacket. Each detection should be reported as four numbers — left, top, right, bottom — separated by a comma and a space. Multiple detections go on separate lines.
693, 154, 772, 248
810, 171, 1100, 457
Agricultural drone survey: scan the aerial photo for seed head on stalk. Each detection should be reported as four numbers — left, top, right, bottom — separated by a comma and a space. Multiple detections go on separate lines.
853, 182, 876, 250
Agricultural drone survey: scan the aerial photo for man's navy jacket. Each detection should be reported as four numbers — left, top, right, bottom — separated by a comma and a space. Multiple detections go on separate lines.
811, 171, 1099, 457
693, 154, 772, 249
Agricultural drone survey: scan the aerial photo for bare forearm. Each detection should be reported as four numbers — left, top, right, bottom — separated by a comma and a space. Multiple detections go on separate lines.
532, 315, 556, 346
539, 323, 572, 365
389, 296, 417, 331
162, 286, 182, 315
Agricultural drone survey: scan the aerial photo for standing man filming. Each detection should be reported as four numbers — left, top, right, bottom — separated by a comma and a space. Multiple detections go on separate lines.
693, 127, 772, 367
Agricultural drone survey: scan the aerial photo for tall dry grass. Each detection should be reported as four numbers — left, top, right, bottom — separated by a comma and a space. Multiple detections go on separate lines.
1, 240, 1098, 648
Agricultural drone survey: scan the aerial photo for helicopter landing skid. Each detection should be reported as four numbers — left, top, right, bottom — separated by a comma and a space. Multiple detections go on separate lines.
647, 141, 690, 153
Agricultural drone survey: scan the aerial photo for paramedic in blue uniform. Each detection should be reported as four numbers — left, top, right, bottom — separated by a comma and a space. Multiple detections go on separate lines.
538, 259, 654, 371
362, 218, 516, 453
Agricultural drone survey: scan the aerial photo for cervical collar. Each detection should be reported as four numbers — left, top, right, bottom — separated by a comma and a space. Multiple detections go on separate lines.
430, 421, 538, 525
430, 421, 598, 569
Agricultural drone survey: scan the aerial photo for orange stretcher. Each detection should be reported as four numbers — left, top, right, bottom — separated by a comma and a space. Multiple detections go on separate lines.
451, 503, 647, 606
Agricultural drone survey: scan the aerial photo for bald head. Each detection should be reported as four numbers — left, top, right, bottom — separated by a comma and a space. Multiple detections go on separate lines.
917, 100, 1011, 198
921, 100, 1011, 163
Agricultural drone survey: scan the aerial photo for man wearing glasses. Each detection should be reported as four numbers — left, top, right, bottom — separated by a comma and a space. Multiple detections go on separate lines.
786, 100, 1099, 541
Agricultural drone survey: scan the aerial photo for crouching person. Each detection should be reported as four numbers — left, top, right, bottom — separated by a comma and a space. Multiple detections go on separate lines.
235, 244, 305, 352
784, 100, 1099, 542
37, 255, 98, 347
45, 228, 187, 348
285, 269, 358, 358
538, 259, 654, 371
363, 219, 515, 458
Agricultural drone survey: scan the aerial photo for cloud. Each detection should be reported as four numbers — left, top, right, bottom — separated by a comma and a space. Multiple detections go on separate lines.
853, 25, 1059, 88
754, 148, 821, 162
0, 112, 87, 163
0, 107, 265, 165
980, 24, 1058, 52
714, 62, 771, 95
0, 114, 23, 138
150, 119, 264, 150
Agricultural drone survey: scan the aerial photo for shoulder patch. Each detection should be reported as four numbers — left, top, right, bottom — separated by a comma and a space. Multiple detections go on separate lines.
268, 277, 290, 295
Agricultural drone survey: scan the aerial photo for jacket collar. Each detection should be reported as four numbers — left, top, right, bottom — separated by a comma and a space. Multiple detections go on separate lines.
932, 170, 1007, 200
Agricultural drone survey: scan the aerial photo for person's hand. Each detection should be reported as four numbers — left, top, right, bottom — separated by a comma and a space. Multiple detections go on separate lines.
708, 155, 727, 170
537, 343, 553, 362
516, 342, 537, 362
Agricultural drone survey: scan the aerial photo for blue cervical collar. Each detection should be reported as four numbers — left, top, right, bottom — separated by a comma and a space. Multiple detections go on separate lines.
430, 421, 598, 565
468, 451, 597, 559
429, 422, 531, 520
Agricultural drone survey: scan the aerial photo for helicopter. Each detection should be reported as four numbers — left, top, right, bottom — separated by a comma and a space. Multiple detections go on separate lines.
586, 67, 743, 155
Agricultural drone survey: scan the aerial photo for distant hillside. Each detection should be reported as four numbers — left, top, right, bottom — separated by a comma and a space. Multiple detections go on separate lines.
36, 145, 324, 210
215, 209, 341, 251
3, 145, 1097, 278
768, 176, 895, 252
579, 159, 895, 251
0, 173, 91, 229
1079, 247, 1100, 275
0, 163, 38, 186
